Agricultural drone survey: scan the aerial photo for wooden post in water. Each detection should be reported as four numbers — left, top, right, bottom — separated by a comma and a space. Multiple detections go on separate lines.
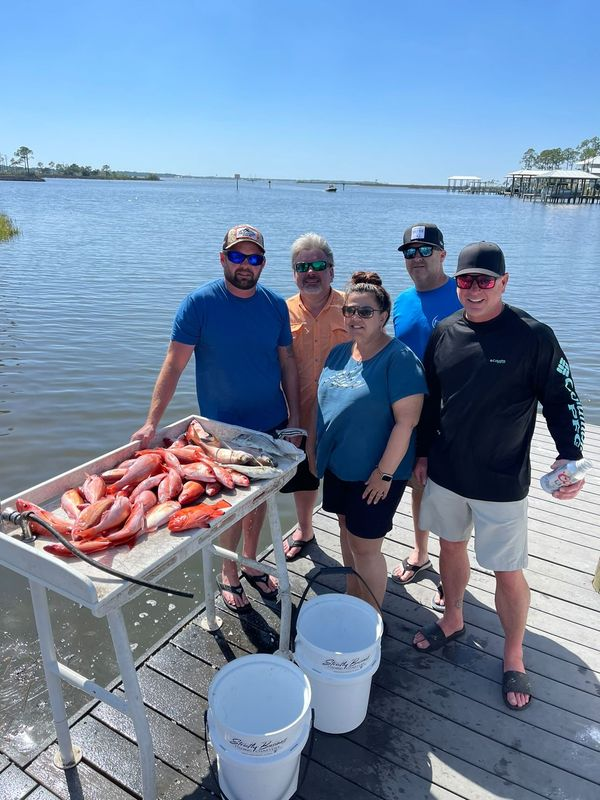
234, 173, 240, 191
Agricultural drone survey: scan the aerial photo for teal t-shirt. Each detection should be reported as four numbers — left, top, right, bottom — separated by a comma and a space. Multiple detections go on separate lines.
316, 339, 427, 481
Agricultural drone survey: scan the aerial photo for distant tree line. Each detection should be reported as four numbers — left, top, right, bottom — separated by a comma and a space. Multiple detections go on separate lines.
520, 137, 600, 170
2, 145, 159, 180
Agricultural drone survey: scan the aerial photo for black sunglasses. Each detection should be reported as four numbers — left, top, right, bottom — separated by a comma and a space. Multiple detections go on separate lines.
294, 260, 330, 273
455, 274, 497, 289
225, 250, 265, 267
403, 245, 436, 259
342, 305, 380, 319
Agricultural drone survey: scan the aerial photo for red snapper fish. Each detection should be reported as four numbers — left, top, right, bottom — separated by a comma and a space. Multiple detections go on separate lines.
136, 490, 158, 512
72, 496, 115, 538
61, 488, 87, 520
129, 473, 164, 502
107, 454, 163, 494
81, 474, 106, 503
44, 537, 113, 557
75, 496, 132, 541
136, 448, 185, 476
168, 499, 231, 533
178, 481, 206, 505
15, 499, 73, 538
181, 462, 218, 483
145, 500, 181, 532
104, 500, 146, 544
158, 468, 183, 503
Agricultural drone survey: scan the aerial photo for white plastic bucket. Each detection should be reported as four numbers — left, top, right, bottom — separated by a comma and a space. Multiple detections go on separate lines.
209, 717, 310, 800
295, 648, 381, 733
207, 654, 311, 757
295, 593, 383, 673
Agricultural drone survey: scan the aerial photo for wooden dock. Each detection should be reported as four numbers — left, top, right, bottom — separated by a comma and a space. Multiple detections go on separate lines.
2, 421, 599, 799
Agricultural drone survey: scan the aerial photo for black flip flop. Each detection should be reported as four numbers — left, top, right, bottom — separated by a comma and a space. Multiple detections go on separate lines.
283, 535, 315, 562
412, 622, 465, 652
241, 570, 279, 603
502, 670, 533, 711
391, 557, 432, 585
216, 578, 252, 614
431, 581, 445, 612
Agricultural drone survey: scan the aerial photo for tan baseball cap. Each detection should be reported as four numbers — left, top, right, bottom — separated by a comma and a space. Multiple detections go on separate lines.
222, 224, 265, 252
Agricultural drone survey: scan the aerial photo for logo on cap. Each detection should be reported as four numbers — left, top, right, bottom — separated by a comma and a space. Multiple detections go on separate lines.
411, 226, 426, 241
236, 226, 259, 242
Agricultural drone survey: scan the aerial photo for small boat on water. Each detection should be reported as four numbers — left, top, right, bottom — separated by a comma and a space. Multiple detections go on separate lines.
325, 184, 337, 192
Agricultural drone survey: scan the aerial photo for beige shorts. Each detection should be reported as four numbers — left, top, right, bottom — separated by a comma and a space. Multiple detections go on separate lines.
419, 479, 528, 571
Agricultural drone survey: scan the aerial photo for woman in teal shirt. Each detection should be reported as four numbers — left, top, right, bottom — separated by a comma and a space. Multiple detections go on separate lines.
316, 272, 426, 610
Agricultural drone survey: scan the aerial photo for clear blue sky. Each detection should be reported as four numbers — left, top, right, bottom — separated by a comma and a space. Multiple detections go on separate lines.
2, 0, 599, 183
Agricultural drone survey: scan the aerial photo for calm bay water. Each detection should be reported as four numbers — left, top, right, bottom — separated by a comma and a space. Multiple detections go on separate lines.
1, 177, 599, 759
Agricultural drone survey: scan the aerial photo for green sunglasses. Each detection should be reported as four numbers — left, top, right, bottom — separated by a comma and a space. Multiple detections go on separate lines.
294, 260, 330, 273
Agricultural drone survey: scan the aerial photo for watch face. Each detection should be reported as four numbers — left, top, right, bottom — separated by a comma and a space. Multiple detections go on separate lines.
381, 474, 393, 482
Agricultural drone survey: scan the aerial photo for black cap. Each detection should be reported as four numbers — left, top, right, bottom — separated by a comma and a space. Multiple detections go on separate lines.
398, 223, 444, 252
455, 242, 506, 277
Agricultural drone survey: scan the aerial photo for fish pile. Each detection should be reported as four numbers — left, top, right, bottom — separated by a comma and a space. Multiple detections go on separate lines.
15, 420, 282, 559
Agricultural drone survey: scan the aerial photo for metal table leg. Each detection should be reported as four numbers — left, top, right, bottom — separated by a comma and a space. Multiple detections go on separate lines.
267, 496, 292, 658
29, 580, 82, 769
107, 609, 156, 800
200, 540, 222, 632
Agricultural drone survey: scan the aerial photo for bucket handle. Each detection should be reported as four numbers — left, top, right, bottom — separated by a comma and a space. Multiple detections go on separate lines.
292, 566, 383, 653
203, 708, 315, 800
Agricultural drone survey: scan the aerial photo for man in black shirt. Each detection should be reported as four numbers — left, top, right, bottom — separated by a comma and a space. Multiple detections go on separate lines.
413, 242, 586, 711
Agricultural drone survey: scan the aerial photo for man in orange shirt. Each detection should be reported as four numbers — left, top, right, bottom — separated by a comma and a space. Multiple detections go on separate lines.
282, 233, 349, 560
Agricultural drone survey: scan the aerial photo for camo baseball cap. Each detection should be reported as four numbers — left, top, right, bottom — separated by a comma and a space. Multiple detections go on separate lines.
398, 223, 444, 252
222, 224, 265, 252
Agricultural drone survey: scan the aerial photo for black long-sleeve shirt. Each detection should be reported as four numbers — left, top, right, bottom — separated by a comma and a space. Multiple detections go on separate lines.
417, 305, 585, 501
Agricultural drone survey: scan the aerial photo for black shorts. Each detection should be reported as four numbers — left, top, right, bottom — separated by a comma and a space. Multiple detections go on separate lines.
322, 469, 407, 540
280, 437, 319, 494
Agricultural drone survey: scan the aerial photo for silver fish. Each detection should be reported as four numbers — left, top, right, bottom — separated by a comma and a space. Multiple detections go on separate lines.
219, 463, 281, 480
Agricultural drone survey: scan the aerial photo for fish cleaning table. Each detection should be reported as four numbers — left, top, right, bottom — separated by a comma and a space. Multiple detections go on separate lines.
0, 415, 304, 800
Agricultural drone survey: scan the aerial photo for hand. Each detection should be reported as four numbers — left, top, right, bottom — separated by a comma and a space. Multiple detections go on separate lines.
414, 457, 428, 486
362, 469, 391, 505
130, 422, 156, 449
549, 459, 585, 500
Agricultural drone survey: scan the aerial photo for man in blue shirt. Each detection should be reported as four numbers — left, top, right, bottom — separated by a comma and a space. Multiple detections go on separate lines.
391, 223, 461, 596
132, 224, 300, 613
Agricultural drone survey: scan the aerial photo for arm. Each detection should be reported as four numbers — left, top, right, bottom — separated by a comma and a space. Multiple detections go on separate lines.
363, 393, 424, 505
416, 334, 440, 458
278, 343, 301, 432
131, 340, 195, 446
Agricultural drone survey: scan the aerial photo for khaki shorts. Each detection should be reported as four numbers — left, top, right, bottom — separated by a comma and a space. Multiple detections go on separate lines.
419, 479, 528, 571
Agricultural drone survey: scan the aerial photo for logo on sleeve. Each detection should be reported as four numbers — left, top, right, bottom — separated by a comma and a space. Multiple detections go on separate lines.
556, 358, 570, 377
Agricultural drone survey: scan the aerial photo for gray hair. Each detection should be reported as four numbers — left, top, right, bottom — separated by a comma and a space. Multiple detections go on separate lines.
290, 232, 334, 267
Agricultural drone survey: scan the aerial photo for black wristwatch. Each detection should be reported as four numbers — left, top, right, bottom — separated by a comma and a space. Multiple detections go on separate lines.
376, 466, 393, 482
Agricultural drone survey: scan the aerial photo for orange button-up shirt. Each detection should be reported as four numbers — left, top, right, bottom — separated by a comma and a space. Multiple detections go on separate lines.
287, 288, 350, 430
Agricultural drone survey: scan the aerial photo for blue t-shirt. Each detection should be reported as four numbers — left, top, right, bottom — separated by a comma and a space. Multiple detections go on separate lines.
172, 279, 292, 432
316, 340, 427, 481
392, 279, 462, 360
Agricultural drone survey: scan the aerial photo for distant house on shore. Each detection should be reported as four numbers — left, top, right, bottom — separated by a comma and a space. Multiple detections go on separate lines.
575, 155, 600, 176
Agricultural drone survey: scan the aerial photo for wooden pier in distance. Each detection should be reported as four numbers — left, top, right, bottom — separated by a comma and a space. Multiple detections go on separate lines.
2, 420, 599, 799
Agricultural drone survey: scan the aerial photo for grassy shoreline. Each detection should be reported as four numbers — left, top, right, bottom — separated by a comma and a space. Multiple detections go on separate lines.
0, 213, 20, 240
